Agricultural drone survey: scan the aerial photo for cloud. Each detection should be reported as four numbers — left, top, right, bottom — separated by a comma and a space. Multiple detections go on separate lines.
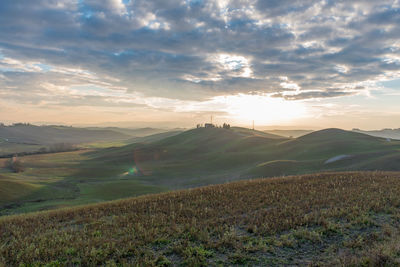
0, 0, 399, 115
273, 90, 356, 101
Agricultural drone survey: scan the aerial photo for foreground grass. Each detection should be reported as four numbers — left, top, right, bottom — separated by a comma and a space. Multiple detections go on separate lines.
2, 172, 400, 265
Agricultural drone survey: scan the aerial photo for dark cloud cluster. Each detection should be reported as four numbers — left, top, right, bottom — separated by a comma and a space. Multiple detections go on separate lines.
0, 0, 399, 107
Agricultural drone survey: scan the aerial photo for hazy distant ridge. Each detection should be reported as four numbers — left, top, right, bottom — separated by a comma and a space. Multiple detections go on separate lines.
353, 128, 400, 140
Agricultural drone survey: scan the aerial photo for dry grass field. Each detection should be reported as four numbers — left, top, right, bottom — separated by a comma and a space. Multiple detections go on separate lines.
2, 171, 400, 266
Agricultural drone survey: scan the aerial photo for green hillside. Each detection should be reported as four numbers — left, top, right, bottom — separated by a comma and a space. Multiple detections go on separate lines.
86, 127, 173, 138
0, 150, 166, 215
84, 127, 288, 187
2, 172, 400, 266
0, 124, 132, 145
0, 124, 134, 156
86, 127, 400, 185
0, 178, 40, 204
0, 124, 179, 156
1, 127, 400, 216
248, 128, 400, 177
127, 130, 184, 144
275, 128, 391, 159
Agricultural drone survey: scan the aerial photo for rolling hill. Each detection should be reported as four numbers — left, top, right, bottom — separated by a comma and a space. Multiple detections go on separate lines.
1, 127, 400, 216
127, 130, 184, 144
0, 124, 174, 156
0, 124, 131, 145
275, 128, 390, 160
86, 127, 400, 186
248, 128, 400, 177
353, 128, 400, 140
83, 127, 289, 187
2, 172, 400, 266
86, 127, 175, 138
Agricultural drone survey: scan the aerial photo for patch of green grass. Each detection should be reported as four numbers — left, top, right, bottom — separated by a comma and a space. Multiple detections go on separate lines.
0, 143, 42, 156
78, 181, 166, 201
80, 141, 129, 149
0, 149, 170, 215
0, 179, 41, 204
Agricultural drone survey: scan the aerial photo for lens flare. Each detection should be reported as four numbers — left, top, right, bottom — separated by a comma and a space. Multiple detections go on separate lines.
121, 148, 155, 177
129, 166, 138, 174
122, 166, 138, 176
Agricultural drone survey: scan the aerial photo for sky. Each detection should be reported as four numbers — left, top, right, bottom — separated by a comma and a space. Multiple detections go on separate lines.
0, 0, 399, 130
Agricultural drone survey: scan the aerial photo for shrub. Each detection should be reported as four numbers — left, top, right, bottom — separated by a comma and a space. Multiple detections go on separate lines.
48, 143, 76, 153
9, 156, 24, 173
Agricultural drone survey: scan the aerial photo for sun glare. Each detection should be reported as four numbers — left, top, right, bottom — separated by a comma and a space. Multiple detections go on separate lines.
220, 94, 307, 125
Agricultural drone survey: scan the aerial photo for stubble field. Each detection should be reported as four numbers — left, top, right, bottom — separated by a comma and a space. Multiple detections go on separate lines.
2, 171, 400, 266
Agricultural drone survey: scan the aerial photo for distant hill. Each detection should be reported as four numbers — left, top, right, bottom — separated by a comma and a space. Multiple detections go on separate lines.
264, 129, 313, 138
353, 128, 400, 140
2, 172, 400, 266
0, 124, 131, 145
86, 127, 173, 137
0, 125, 175, 156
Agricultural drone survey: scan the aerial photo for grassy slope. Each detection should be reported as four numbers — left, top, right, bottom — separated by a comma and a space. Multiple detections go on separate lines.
88, 127, 400, 185
278, 128, 389, 159
248, 128, 400, 177
0, 126, 179, 155
0, 141, 43, 156
0, 178, 40, 204
85, 127, 170, 137
84, 127, 289, 187
2, 172, 400, 266
0, 127, 287, 215
0, 125, 137, 157
0, 150, 167, 215
1, 127, 400, 216
0, 125, 132, 145
127, 130, 184, 144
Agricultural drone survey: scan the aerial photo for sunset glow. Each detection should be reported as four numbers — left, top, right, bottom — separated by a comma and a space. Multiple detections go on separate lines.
0, 0, 399, 129
217, 94, 307, 125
